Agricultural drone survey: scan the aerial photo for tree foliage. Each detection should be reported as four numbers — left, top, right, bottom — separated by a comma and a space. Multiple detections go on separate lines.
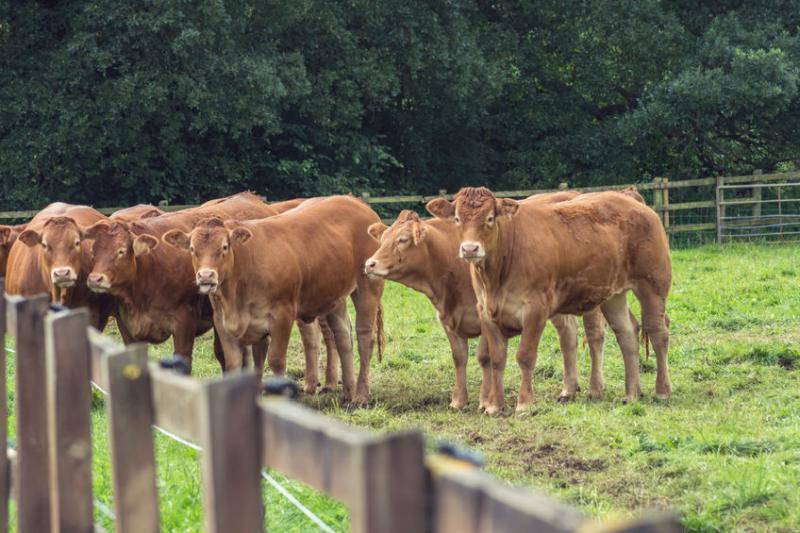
1, 0, 799, 208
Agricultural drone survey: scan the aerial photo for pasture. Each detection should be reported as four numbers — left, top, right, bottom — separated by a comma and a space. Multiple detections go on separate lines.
6, 242, 799, 532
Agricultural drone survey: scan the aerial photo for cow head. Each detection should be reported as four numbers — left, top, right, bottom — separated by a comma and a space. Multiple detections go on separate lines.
0, 224, 24, 274
17, 217, 88, 288
162, 217, 252, 294
84, 220, 159, 293
426, 187, 518, 263
364, 210, 428, 279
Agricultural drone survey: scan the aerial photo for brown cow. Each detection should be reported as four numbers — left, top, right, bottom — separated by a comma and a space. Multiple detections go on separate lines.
270, 198, 306, 213
5, 203, 113, 327
365, 195, 606, 410
110, 204, 164, 222
0, 223, 26, 277
83, 192, 281, 370
162, 195, 385, 404
427, 187, 672, 413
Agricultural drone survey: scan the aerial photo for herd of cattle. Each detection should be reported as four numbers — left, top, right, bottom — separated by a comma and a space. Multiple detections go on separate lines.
0, 187, 672, 413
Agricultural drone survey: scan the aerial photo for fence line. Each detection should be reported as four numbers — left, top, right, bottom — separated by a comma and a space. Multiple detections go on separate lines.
1, 170, 797, 241
1, 283, 681, 532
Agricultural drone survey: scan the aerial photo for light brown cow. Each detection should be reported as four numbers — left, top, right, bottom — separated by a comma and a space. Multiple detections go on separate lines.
427, 187, 672, 413
5, 203, 113, 328
270, 198, 306, 213
162, 195, 385, 404
110, 204, 165, 222
364, 192, 608, 410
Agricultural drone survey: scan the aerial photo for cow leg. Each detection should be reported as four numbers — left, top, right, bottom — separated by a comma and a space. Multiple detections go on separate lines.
516, 310, 548, 413
351, 277, 385, 406
319, 317, 340, 392
444, 329, 469, 409
116, 316, 136, 345
475, 335, 495, 411
252, 338, 268, 380
172, 318, 197, 373
213, 315, 245, 371
325, 301, 356, 402
480, 317, 508, 415
633, 286, 671, 399
600, 292, 641, 403
212, 327, 226, 373
582, 308, 606, 399
265, 312, 293, 379
296, 319, 321, 394
549, 313, 579, 402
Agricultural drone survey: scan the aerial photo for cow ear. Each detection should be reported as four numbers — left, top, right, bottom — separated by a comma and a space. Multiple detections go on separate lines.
162, 230, 191, 250
18, 229, 42, 247
0, 226, 10, 245
412, 223, 428, 245
83, 220, 111, 240
367, 222, 388, 241
133, 234, 159, 256
230, 227, 252, 245
426, 198, 455, 219
495, 198, 520, 217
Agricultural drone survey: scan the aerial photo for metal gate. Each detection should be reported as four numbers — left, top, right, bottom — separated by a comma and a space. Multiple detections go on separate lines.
716, 181, 800, 242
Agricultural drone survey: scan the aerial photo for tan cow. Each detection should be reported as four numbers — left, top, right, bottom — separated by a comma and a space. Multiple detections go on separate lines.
110, 204, 165, 222
427, 187, 672, 413
5, 203, 113, 328
162, 195, 385, 404
365, 206, 608, 410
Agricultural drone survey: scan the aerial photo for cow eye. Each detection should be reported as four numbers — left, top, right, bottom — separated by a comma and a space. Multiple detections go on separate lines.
74, 240, 81, 247
454, 216, 461, 225
486, 215, 495, 225
397, 236, 409, 244
42, 243, 48, 251
222, 242, 229, 252
189, 246, 195, 254
117, 249, 125, 257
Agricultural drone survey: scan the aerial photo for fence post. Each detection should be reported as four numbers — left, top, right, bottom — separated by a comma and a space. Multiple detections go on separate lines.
45, 308, 94, 532
102, 344, 160, 533
197, 371, 262, 533
350, 431, 427, 533
652, 177, 664, 225
753, 169, 763, 218
361, 192, 371, 204
716, 175, 725, 242
661, 178, 670, 232
0, 282, 7, 532
558, 182, 569, 190
8, 294, 52, 532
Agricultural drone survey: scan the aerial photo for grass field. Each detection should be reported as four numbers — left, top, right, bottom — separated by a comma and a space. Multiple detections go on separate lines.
6, 242, 800, 532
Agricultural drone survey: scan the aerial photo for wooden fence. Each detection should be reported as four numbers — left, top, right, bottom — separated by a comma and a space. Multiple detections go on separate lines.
0, 281, 682, 532
2, 170, 798, 242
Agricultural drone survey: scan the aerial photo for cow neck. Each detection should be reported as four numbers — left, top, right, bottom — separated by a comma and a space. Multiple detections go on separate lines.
421, 225, 463, 312
118, 252, 151, 308
470, 217, 515, 302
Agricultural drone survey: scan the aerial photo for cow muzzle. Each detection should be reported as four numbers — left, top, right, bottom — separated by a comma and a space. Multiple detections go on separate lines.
364, 258, 388, 278
459, 242, 485, 262
196, 269, 219, 294
51, 267, 77, 287
87, 272, 111, 292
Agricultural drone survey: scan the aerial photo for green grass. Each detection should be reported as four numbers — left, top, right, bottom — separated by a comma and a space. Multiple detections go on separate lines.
7, 242, 800, 531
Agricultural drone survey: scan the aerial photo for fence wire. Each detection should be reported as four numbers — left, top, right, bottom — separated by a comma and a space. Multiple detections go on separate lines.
3, 345, 335, 533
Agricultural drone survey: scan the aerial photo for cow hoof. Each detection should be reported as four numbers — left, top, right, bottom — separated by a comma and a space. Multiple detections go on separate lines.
304, 384, 318, 395
351, 395, 370, 407
321, 385, 336, 394
515, 402, 533, 414
557, 392, 576, 403
449, 400, 467, 410
588, 390, 603, 400
655, 393, 671, 401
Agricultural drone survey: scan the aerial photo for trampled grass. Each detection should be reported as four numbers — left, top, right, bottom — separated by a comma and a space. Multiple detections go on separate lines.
6, 242, 800, 531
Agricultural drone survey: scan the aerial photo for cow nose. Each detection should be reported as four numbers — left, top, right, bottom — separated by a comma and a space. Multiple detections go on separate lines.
461, 243, 480, 256
197, 269, 216, 282
88, 273, 105, 285
364, 259, 377, 273
53, 267, 71, 279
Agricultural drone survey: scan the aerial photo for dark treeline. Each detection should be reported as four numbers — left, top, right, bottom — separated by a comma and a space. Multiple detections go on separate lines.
2, 1, 800, 209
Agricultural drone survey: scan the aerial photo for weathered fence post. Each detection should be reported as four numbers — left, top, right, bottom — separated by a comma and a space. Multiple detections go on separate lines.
652, 177, 664, 225
716, 175, 725, 242
558, 182, 569, 190
753, 169, 763, 218
8, 294, 52, 532
102, 343, 160, 533
45, 308, 94, 532
0, 282, 7, 533
197, 371, 262, 533
350, 431, 427, 533
361, 191, 371, 204
661, 177, 670, 232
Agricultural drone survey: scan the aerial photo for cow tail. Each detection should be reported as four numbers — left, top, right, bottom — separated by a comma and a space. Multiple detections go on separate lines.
375, 303, 386, 363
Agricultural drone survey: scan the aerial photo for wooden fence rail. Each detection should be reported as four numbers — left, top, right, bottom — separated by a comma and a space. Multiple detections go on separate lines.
2, 170, 798, 240
1, 284, 682, 532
